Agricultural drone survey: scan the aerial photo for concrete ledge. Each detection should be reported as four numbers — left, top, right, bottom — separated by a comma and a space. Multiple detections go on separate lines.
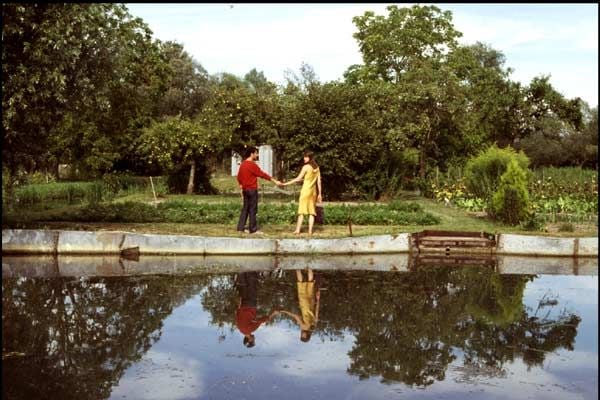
1, 229, 597, 256
58, 231, 124, 254
578, 237, 599, 256
204, 237, 276, 254
276, 234, 410, 254
121, 233, 206, 254
497, 234, 577, 256
2, 229, 57, 254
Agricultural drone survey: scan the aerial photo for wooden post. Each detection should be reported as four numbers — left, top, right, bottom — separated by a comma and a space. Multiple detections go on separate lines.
149, 176, 158, 207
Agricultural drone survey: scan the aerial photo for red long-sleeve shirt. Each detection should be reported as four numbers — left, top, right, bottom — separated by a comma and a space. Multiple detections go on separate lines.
237, 159, 272, 190
236, 306, 269, 335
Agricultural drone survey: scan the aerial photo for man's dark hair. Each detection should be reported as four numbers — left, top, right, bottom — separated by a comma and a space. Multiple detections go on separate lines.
243, 335, 256, 348
244, 146, 258, 159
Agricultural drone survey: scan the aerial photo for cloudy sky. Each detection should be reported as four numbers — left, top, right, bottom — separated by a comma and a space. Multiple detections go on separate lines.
126, 3, 598, 106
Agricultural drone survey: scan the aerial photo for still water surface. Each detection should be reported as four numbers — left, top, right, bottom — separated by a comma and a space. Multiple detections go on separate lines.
2, 262, 598, 399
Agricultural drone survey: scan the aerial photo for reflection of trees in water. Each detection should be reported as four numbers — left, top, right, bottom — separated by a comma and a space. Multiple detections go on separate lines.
201, 266, 581, 388
2, 275, 211, 400
2, 267, 583, 397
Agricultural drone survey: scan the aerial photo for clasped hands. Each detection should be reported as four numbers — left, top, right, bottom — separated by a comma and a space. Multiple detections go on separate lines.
272, 179, 286, 187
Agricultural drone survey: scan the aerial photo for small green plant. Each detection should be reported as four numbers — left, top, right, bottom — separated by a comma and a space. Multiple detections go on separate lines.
519, 210, 544, 231
558, 222, 575, 232
492, 160, 530, 225
86, 182, 104, 205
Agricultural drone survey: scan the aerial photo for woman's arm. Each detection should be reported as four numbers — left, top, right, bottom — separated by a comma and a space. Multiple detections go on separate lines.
280, 310, 302, 325
317, 172, 322, 201
282, 165, 308, 186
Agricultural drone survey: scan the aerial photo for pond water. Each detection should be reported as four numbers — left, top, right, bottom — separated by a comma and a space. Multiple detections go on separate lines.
2, 258, 598, 400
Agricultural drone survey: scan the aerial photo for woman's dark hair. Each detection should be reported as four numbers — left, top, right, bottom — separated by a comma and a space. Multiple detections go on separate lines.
304, 151, 319, 170
300, 330, 312, 343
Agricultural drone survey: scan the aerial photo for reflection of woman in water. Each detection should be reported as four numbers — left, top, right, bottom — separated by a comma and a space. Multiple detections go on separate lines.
281, 269, 321, 342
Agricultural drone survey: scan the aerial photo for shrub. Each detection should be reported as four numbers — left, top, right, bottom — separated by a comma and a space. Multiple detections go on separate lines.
491, 160, 530, 225
519, 210, 544, 231
558, 222, 575, 232
465, 145, 530, 209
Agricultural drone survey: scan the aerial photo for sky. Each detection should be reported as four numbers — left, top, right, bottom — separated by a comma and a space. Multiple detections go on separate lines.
126, 3, 598, 107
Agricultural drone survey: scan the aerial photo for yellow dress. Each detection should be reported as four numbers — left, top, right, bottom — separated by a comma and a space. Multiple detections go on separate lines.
297, 281, 316, 329
298, 166, 320, 216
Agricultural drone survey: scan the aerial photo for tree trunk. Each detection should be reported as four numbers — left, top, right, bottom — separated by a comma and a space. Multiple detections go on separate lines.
4, 167, 16, 211
186, 159, 196, 195
419, 149, 426, 179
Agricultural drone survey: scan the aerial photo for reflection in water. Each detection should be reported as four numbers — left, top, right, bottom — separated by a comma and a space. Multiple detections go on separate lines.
235, 271, 279, 348
2, 265, 592, 399
280, 269, 322, 343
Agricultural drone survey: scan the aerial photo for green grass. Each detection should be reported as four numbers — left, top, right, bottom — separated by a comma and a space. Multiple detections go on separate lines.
3, 174, 597, 238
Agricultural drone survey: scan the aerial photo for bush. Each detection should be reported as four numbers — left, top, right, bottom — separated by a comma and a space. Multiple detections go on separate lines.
519, 210, 544, 231
558, 222, 575, 232
491, 160, 530, 225
465, 145, 530, 209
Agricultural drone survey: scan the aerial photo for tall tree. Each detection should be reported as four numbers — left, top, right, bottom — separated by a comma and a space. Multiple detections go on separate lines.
2, 4, 166, 195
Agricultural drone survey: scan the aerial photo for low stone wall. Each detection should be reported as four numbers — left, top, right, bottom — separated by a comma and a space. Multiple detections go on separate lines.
2, 229, 597, 257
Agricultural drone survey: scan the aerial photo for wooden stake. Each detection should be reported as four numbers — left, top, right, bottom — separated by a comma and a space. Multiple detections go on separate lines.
150, 176, 158, 207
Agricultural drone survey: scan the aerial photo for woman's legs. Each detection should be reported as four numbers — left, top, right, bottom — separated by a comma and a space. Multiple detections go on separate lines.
308, 215, 315, 236
294, 214, 304, 234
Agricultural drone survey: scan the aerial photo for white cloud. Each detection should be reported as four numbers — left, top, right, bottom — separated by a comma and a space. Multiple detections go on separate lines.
110, 349, 204, 400
128, 4, 598, 105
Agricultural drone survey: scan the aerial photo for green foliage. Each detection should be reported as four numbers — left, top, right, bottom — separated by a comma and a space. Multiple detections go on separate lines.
351, 5, 462, 83
465, 145, 530, 207
48, 200, 440, 226
519, 211, 545, 231
491, 160, 530, 225
558, 222, 575, 232
86, 182, 105, 205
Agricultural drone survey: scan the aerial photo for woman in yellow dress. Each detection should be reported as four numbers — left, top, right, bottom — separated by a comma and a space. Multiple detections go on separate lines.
282, 151, 322, 236
280, 268, 321, 343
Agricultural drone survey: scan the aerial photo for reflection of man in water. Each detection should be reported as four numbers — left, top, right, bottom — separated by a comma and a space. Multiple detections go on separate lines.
235, 271, 279, 348
281, 268, 321, 343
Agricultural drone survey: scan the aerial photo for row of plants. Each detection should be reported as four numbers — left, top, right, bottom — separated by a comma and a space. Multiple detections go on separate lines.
43, 200, 440, 226
10, 174, 168, 207
428, 151, 597, 226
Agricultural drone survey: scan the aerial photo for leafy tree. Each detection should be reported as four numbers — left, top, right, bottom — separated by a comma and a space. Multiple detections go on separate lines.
351, 5, 462, 83
138, 115, 223, 194
156, 41, 211, 119
2, 3, 168, 197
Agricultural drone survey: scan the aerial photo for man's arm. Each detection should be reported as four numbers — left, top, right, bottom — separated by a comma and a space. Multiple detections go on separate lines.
282, 165, 308, 186
251, 163, 281, 185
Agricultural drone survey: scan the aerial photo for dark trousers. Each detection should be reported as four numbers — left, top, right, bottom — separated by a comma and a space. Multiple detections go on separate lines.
237, 189, 259, 233
236, 271, 258, 307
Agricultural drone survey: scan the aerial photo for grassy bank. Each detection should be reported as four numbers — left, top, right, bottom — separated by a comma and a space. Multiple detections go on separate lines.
2, 174, 597, 238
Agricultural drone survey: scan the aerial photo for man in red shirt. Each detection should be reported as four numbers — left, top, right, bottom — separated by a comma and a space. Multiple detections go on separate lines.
235, 271, 279, 348
236, 146, 282, 234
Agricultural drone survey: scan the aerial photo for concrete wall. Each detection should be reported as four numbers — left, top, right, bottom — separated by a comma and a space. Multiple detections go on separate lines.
2, 229, 597, 257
